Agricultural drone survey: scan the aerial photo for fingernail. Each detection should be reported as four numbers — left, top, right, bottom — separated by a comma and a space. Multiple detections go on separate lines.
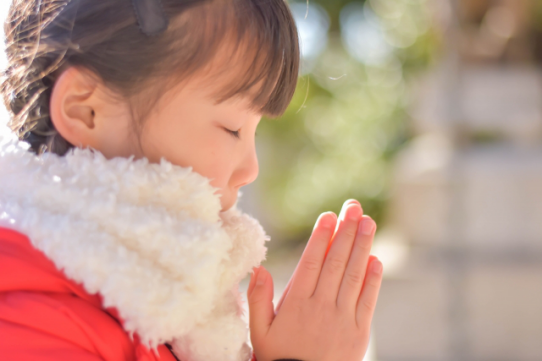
346, 199, 360, 206
346, 205, 362, 221
313, 213, 325, 230
314, 212, 335, 230
256, 267, 267, 286
338, 199, 353, 218
371, 259, 383, 274
361, 218, 375, 235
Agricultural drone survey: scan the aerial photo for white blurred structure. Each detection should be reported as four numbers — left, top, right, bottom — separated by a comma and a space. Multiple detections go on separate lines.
374, 0, 542, 360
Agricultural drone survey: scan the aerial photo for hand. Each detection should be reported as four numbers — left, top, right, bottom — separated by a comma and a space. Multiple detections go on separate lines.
247, 200, 383, 361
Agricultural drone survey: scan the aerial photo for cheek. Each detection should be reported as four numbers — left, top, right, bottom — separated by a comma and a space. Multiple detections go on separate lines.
196, 145, 233, 187
142, 119, 234, 187
191, 143, 238, 211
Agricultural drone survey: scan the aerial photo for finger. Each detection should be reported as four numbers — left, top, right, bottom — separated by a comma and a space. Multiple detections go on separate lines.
275, 202, 350, 309
337, 216, 376, 309
274, 211, 342, 310
248, 266, 275, 340
275, 276, 293, 313
314, 202, 363, 301
247, 266, 260, 298
287, 212, 337, 299
356, 257, 383, 330
334, 199, 361, 234
325, 199, 361, 255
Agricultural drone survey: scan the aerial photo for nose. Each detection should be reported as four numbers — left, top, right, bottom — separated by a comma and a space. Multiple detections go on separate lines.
234, 143, 259, 189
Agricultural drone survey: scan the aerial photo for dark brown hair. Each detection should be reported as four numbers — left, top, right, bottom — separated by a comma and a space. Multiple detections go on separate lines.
2, 0, 300, 155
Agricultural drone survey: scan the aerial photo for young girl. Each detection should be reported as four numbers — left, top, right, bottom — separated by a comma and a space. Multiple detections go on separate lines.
0, 0, 383, 360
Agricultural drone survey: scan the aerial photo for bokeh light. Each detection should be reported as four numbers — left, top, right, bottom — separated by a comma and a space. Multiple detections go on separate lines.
340, 2, 392, 64
289, 2, 330, 73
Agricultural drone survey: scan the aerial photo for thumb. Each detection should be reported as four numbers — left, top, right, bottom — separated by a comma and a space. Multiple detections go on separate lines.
248, 266, 275, 340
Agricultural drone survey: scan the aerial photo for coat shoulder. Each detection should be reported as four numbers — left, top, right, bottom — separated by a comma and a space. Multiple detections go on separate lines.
0, 227, 138, 360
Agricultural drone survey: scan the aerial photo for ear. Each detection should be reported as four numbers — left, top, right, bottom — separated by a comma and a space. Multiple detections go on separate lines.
50, 67, 99, 149
50, 67, 136, 158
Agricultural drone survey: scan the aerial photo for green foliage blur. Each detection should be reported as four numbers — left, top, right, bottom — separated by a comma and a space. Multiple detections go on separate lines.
255, 0, 438, 244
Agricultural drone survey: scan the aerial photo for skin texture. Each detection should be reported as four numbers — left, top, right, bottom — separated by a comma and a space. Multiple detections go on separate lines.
49, 66, 383, 361
50, 67, 260, 211
248, 200, 382, 361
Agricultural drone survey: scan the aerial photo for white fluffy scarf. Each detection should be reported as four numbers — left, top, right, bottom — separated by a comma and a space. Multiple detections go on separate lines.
0, 137, 268, 361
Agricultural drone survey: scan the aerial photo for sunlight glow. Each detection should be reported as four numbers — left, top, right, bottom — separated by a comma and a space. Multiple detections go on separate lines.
340, 3, 393, 65
290, 2, 330, 74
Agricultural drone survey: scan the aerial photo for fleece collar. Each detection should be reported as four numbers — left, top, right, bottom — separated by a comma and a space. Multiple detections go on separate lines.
0, 137, 268, 361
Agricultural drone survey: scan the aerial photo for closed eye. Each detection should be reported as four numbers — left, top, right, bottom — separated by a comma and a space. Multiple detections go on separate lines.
225, 128, 240, 139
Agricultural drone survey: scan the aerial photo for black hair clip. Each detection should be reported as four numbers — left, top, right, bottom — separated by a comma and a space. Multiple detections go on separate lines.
132, 0, 169, 36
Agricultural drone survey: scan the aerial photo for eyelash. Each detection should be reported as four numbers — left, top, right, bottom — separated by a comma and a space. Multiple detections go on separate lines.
225, 128, 240, 139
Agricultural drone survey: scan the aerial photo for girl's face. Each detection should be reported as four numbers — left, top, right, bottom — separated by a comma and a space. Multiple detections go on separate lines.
50, 67, 261, 211
137, 79, 261, 211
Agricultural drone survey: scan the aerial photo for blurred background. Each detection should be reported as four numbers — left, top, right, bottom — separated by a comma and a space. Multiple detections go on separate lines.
245, 0, 542, 360
2, 0, 542, 360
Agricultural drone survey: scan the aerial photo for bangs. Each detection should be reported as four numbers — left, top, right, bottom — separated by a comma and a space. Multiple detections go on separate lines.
3, 0, 299, 154
215, 0, 300, 117
160, 0, 300, 117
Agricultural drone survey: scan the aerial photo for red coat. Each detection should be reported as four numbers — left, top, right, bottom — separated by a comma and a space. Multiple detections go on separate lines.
0, 227, 178, 361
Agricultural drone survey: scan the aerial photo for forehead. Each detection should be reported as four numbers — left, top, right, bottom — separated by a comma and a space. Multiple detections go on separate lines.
151, 62, 263, 119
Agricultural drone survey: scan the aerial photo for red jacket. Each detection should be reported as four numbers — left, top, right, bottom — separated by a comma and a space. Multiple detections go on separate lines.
0, 141, 267, 361
0, 227, 177, 361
